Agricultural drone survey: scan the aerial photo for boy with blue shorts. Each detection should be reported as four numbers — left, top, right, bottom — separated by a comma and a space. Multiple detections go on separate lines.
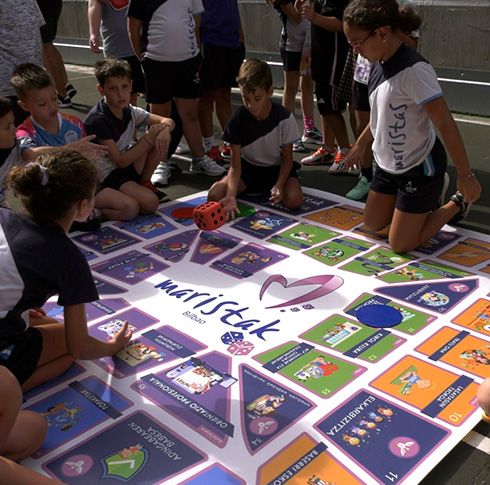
208, 59, 304, 217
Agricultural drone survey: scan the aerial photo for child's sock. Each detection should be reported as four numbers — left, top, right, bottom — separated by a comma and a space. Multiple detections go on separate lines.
203, 136, 214, 153
303, 115, 314, 134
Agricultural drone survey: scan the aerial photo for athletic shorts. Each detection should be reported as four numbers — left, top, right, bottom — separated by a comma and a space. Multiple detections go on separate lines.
240, 158, 300, 195
142, 55, 202, 104
370, 138, 448, 214
280, 50, 302, 72
351, 81, 370, 112
0, 327, 42, 384
121, 55, 146, 95
315, 82, 347, 115
102, 164, 140, 191
201, 43, 245, 89
37, 0, 62, 43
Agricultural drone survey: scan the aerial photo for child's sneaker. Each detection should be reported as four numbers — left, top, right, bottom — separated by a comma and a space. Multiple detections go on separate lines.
448, 191, 472, 224
141, 180, 169, 202
58, 94, 72, 108
328, 147, 359, 175
206, 145, 225, 165
220, 142, 231, 160
65, 82, 77, 99
190, 155, 226, 176
346, 175, 370, 200
301, 127, 323, 145
300, 146, 335, 166
292, 140, 307, 152
151, 162, 172, 187
175, 139, 191, 154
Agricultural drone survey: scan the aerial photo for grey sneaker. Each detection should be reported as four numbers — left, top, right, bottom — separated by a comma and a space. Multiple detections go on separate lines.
175, 140, 191, 154
151, 163, 172, 187
448, 191, 472, 224
190, 155, 226, 176
292, 140, 307, 152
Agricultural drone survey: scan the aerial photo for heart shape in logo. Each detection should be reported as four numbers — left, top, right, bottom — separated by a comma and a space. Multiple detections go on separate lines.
259, 274, 344, 309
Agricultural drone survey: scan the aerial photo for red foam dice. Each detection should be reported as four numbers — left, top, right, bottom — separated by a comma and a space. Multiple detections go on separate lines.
193, 201, 226, 231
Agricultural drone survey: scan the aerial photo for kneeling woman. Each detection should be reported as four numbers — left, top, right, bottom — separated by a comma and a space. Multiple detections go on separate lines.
0, 150, 132, 391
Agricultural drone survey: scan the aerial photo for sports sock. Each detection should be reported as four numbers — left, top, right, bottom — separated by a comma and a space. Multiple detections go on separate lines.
303, 115, 314, 133
362, 166, 373, 181
203, 136, 214, 152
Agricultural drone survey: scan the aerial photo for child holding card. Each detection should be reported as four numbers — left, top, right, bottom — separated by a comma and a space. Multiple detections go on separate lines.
208, 58, 304, 218
0, 151, 132, 391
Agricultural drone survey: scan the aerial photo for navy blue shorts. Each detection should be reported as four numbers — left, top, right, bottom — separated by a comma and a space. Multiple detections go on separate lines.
351, 81, 370, 112
280, 50, 302, 72
142, 55, 202, 104
240, 158, 300, 195
37, 0, 62, 43
102, 164, 140, 191
0, 327, 42, 384
370, 138, 448, 214
315, 82, 346, 115
121, 55, 146, 95
201, 42, 245, 89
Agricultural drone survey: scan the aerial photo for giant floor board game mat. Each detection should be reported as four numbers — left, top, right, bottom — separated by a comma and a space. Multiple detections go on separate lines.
24, 188, 490, 484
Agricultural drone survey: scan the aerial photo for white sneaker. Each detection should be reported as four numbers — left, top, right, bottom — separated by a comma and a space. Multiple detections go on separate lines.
328, 148, 360, 175
175, 139, 190, 154
151, 163, 172, 187
190, 155, 226, 176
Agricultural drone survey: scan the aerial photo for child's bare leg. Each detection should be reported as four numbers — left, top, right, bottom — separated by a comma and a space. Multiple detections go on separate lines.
299, 75, 314, 121
283, 70, 300, 114
150, 102, 171, 117
95, 188, 139, 221
135, 148, 166, 184
21, 323, 74, 392
364, 191, 397, 232
281, 178, 304, 210
176, 98, 205, 157
214, 87, 232, 131
388, 200, 461, 253
0, 367, 46, 460
120, 181, 159, 214
198, 88, 217, 139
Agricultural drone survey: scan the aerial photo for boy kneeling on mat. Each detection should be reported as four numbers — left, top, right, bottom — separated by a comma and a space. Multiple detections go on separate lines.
208, 59, 304, 219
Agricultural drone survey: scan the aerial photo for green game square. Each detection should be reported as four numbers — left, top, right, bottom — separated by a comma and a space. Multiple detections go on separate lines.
340, 246, 417, 276
268, 223, 339, 251
300, 314, 403, 362
378, 260, 474, 283
304, 236, 373, 266
256, 342, 363, 399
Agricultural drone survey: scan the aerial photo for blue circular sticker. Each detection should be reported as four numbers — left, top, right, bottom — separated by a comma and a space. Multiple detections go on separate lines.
355, 304, 403, 328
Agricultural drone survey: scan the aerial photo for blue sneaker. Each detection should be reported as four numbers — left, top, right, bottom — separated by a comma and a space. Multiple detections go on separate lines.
346, 175, 370, 200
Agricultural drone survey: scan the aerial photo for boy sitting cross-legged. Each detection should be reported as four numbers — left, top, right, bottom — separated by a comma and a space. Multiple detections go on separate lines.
85, 58, 176, 208
11, 62, 141, 227
208, 58, 304, 218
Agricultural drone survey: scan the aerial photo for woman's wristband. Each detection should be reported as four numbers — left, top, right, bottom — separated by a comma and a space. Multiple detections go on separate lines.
458, 172, 475, 179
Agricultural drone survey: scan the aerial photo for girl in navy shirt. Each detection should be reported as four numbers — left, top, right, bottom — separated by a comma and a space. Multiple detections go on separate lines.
0, 150, 132, 390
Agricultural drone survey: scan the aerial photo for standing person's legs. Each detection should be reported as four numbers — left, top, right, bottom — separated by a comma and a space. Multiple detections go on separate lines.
37, 0, 71, 99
